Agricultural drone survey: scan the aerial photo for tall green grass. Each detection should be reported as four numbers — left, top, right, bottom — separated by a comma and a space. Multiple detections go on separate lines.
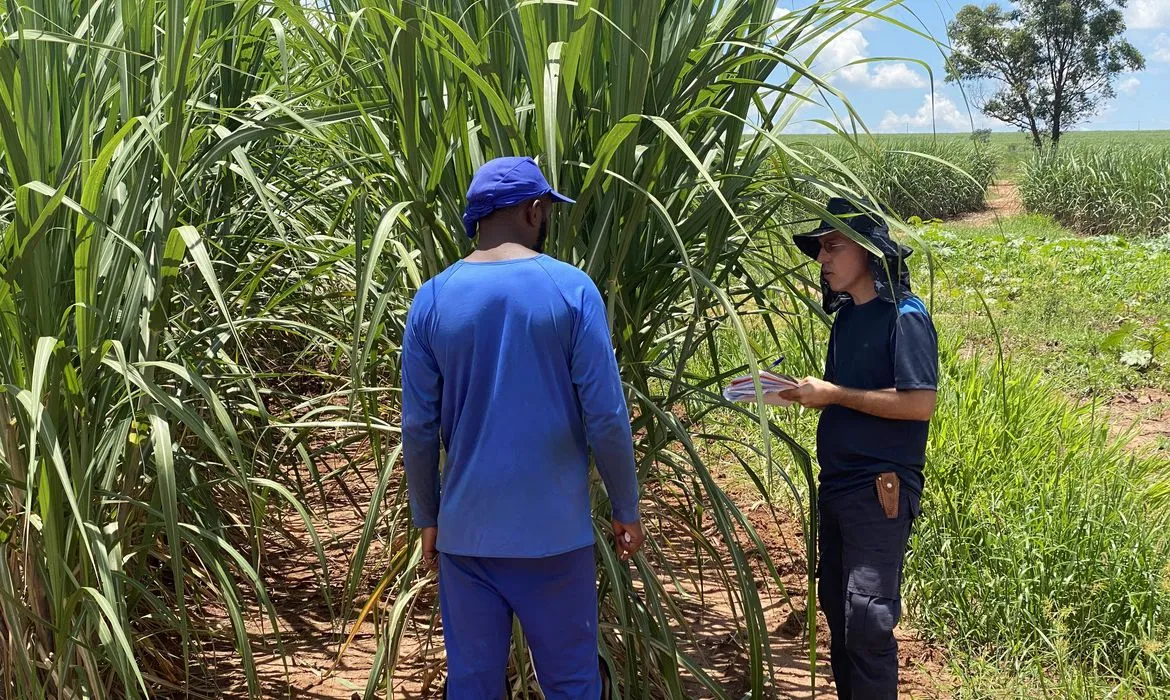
906, 342, 1170, 695
0, 2, 282, 696
788, 130, 1170, 182
781, 137, 997, 221
1020, 145, 1170, 237
875, 139, 996, 219
0, 1, 409, 696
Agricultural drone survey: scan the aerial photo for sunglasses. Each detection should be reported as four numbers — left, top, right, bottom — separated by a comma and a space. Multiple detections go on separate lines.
819, 239, 850, 255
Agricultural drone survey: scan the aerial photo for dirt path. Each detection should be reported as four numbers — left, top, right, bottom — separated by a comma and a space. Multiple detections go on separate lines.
955, 180, 1023, 225
1105, 389, 1170, 454
199, 454, 414, 699
199, 450, 953, 699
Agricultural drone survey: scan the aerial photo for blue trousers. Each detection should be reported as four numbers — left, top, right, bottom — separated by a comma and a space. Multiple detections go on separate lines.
818, 485, 920, 700
439, 545, 602, 700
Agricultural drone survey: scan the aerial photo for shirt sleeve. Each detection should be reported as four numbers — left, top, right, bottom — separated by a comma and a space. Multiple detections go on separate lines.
892, 302, 939, 391
571, 281, 640, 523
401, 288, 443, 529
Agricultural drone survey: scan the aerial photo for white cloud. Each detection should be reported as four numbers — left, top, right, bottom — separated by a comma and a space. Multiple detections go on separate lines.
811, 28, 927, 89
1127, 0, 1170, 29
1118, 76, 1141, 95
1153, 33, 1170, 62
870, 63, 928, 89
815, 29, 871, 83
878, 93, 984, 132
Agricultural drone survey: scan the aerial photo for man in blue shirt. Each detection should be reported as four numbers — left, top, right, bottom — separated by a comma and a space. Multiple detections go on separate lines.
401, 157, 643, 700
781, 198, 938, 700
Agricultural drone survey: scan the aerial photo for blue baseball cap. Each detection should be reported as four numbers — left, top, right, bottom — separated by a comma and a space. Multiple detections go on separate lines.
462, 156, 575, 239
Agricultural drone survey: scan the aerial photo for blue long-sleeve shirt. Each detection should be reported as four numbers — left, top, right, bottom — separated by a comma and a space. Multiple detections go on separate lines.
400, 254, 640, 558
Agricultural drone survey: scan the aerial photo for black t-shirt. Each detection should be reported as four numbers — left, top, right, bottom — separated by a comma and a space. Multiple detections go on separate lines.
817, 295, 939, 502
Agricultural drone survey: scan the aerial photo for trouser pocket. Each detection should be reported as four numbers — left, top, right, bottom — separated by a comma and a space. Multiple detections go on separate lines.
844, 563, 901, 651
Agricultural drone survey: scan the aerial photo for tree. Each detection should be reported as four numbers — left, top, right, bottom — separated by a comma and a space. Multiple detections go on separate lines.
946, 0, 1144, 147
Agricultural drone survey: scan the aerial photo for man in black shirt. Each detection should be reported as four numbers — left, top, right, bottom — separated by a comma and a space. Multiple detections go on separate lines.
781, 198, 939, 699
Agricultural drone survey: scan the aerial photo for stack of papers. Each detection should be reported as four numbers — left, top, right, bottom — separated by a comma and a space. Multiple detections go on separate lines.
722, 370, 799, 406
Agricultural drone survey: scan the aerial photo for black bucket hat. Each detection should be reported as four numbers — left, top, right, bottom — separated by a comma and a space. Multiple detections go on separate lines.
792, 197, 915, 313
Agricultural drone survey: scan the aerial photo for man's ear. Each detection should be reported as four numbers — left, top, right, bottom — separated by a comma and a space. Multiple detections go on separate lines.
528, 198, 545, 228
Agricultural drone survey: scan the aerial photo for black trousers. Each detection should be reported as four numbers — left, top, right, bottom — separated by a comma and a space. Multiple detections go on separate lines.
818, 484, 920, 700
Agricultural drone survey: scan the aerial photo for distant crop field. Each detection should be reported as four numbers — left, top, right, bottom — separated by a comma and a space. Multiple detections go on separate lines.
1020, 144, 1170, 237
783, 130, 1170, 180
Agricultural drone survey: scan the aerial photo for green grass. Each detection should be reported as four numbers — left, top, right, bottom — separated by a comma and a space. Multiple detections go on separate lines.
908, 348, 1170, 698
917, 215, 1170, 398
906, 213, 1170, 695
1020, 145, 1170, 237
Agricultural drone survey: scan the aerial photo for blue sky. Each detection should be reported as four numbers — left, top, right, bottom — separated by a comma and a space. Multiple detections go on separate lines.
774, 0, 1170, 133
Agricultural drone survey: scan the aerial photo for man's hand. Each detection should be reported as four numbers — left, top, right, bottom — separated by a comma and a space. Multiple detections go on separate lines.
780, 376, 840, 410
612, 520, 645, 561
420, 527, 438, 571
